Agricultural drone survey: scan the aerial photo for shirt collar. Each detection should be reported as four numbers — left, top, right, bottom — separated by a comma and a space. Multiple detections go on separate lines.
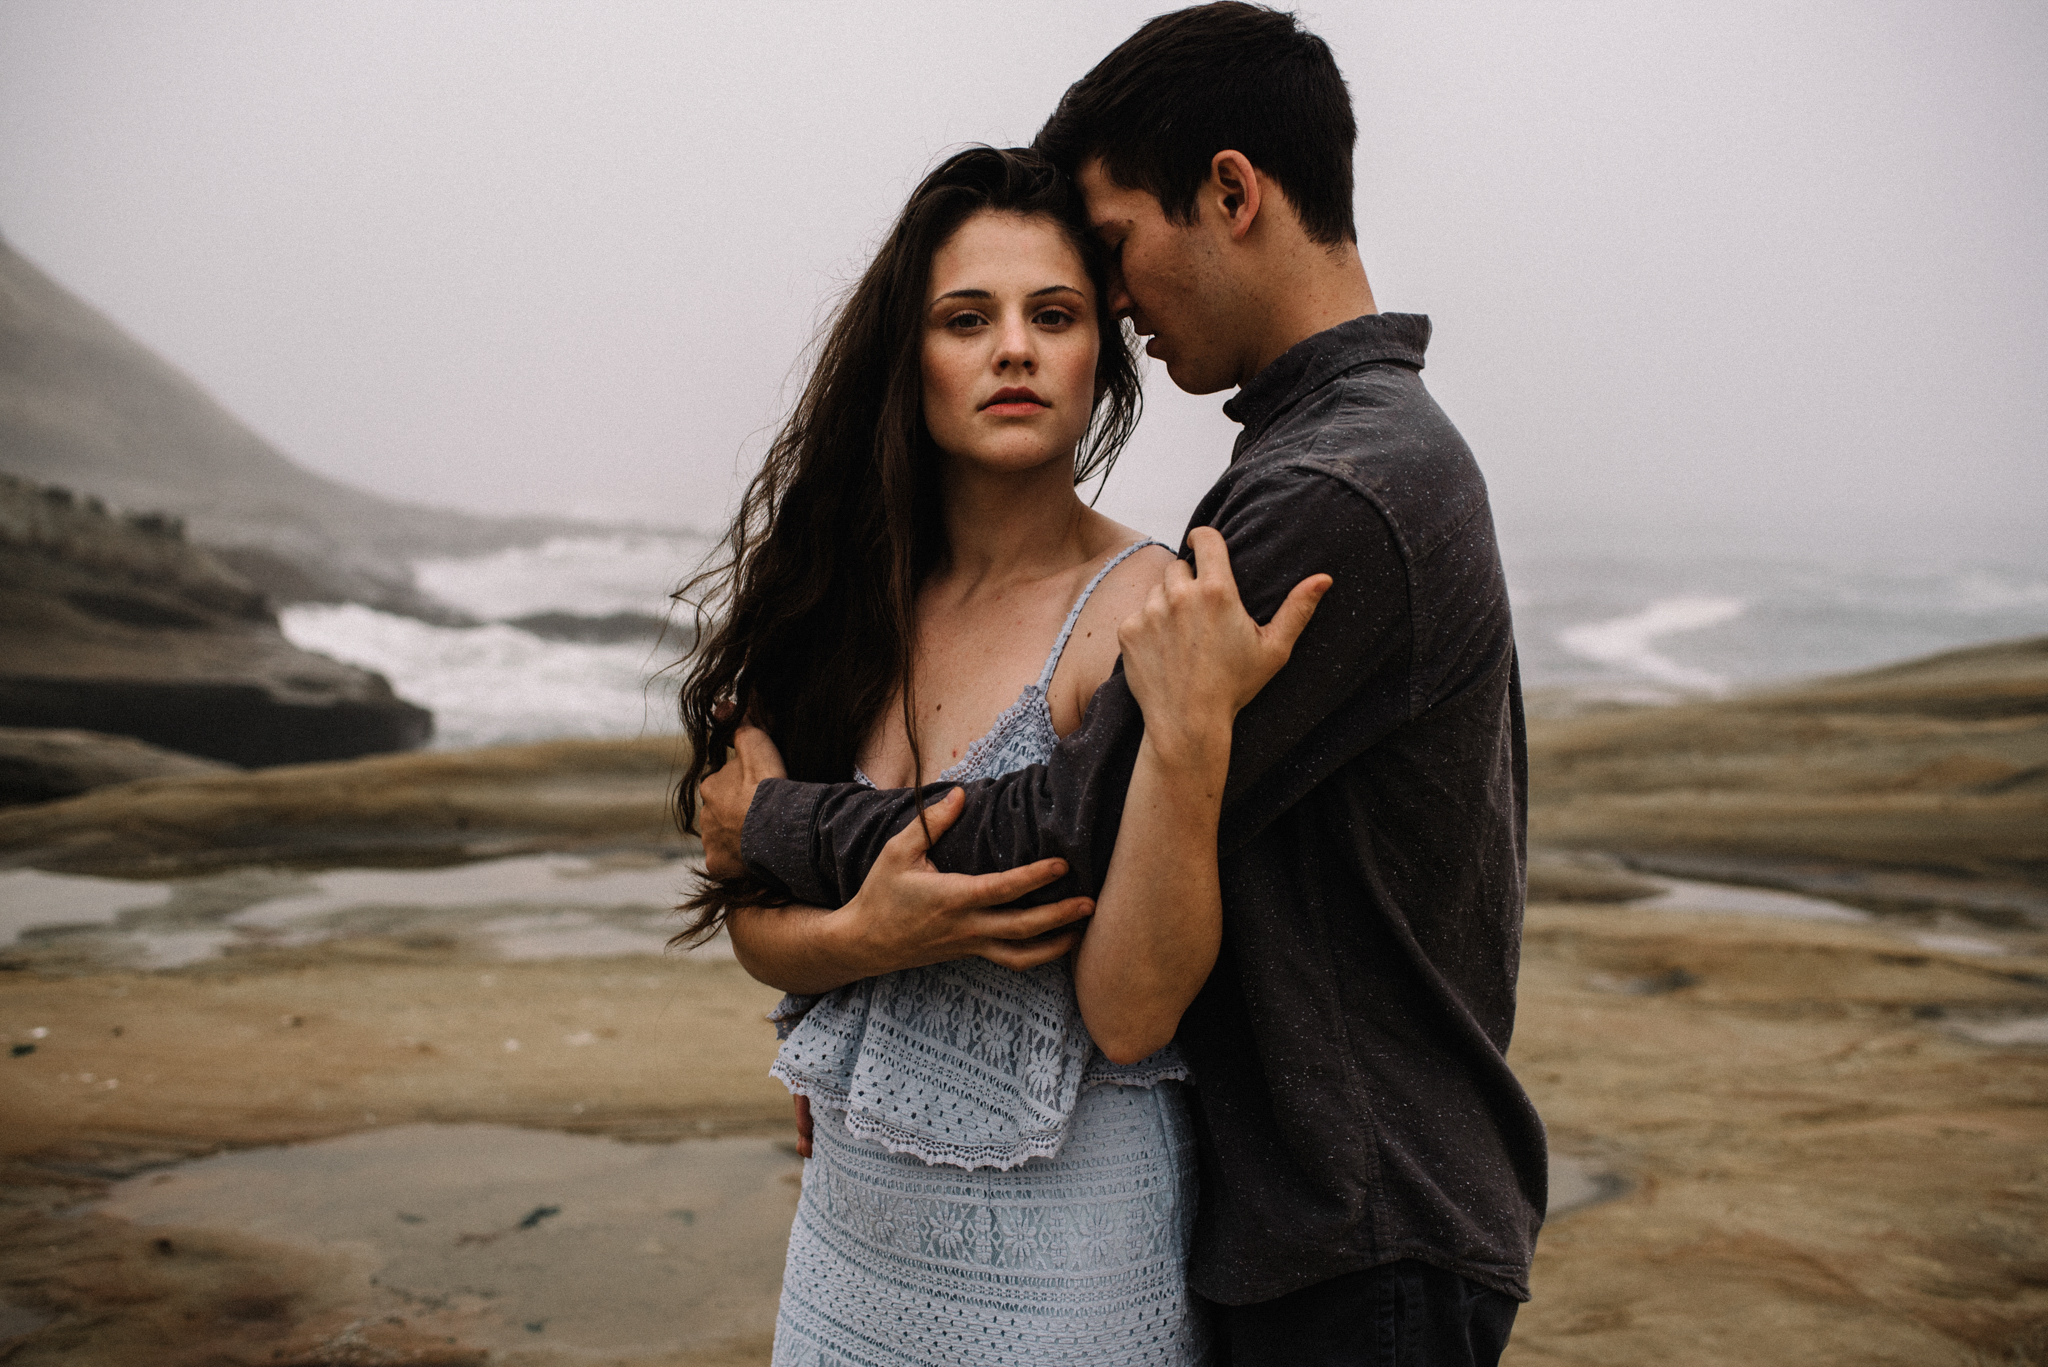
1221, 312, 1432, 446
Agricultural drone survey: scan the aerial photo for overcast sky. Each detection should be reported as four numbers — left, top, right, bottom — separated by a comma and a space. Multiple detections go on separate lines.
2, 1, 2043, 562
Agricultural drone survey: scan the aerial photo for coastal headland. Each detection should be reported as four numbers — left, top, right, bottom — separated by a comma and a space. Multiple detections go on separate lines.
2, 639, 2045, 1364
0, 474, 433, 769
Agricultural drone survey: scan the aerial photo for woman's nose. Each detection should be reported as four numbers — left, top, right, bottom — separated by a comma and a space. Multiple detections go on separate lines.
993, 315, 1035, 371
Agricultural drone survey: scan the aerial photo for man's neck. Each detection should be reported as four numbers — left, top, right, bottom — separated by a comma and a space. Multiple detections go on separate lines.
1238, 243, 1378, 386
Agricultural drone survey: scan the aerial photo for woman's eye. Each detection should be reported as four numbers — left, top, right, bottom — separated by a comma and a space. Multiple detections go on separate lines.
1033, 309, 1075, 327
946, 312, 988, 331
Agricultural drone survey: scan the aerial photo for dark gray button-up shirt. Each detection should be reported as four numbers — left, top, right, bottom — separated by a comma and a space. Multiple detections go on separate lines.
743, 313, 1547, 1303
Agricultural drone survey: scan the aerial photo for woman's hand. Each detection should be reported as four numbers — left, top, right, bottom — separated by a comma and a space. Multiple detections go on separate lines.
1117, 526, 1332, 759
837, 786, 1096, 975
726, 787, 1096, 995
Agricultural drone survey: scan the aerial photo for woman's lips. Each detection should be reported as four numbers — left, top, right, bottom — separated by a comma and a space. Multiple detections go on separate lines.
981, 386, 1048, 415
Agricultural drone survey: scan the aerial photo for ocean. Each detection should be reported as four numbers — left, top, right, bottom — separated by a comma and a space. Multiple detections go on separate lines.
1504, 550, 2048, 702
278, 534, 2048, 749
281, 534, 711, 751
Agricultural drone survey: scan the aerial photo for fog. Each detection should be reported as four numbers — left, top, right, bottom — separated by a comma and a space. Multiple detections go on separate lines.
2, 0, 2043, 561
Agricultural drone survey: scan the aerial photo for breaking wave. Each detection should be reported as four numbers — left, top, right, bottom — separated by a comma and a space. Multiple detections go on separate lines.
1557, 596, 1746, 693
281, 603, 682, 750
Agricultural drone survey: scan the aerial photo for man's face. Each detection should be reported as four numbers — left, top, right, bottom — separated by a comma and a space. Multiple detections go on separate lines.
1076, 158, 1243, 396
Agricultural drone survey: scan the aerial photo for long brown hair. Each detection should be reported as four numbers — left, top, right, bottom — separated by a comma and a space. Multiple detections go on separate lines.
671, 146, 1142, 940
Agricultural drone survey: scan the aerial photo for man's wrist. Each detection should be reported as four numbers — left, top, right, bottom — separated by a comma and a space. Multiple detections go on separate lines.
740, 777, 835, 907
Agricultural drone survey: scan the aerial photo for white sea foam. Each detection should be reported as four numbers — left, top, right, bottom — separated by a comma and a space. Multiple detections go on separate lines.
1556, 596, 1746, 692
1509, 553, 2048, 692
415, 534, 711, 620
280, 603, 680, 750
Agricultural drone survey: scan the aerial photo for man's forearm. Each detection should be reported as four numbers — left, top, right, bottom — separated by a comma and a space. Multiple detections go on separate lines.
744, 679, 1146, 907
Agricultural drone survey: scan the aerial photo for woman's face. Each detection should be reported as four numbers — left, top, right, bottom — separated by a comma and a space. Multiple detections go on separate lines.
921, 211, 1101, 478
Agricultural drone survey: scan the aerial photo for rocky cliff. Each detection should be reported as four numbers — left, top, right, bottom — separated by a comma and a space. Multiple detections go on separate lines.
0, 474, 431, 766
0, 231, 617, 617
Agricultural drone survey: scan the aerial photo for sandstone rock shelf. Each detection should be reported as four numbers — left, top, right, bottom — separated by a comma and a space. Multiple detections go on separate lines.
1529, 635, 2048, 922
1, 636, 2045, 1364
0, 736, 692, 876
0, 474, 432, 768
0, 727, 230, 806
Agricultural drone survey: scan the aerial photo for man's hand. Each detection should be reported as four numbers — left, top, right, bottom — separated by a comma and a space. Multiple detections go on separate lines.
793, 1094, 814, 1158
699, 722, 786, 879
1118, 526, 1330, 763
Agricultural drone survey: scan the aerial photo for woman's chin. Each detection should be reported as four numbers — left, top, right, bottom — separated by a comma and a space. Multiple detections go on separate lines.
939, 438, 1087, 480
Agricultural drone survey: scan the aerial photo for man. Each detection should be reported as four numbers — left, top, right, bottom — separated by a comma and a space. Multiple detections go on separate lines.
702, 5, 1546, 1362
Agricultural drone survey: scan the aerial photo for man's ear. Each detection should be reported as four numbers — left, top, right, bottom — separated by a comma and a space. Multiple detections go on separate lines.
1208, 150, 1263, 242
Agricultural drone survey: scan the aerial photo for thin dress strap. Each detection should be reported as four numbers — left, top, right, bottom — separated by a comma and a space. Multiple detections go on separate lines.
1034, 538, 1162, 689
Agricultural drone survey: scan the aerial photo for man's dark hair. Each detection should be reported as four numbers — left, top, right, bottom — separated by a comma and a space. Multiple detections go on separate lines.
1036, 2, 1357, 246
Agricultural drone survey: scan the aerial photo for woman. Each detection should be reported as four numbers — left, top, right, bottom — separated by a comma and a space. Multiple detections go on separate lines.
675, 147, 1321, 1367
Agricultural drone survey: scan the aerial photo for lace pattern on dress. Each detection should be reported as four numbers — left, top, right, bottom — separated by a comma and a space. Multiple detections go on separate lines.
772, 1082, 1211, 1366
772, 538, 1190, 1171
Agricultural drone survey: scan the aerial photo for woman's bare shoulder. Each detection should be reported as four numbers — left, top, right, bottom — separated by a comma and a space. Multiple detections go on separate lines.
1073, 515, 1177, 618
1095, 540, 1178, 605
1048, 540, 1177, 733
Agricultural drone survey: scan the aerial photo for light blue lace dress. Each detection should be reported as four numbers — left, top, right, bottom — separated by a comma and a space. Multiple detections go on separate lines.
770, 539, 1209, 1367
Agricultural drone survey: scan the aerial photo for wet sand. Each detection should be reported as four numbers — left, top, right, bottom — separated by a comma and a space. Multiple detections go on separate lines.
4, 888, 2044, 1364
2, 939, 791, 1365
1506, 903, 2048, 1365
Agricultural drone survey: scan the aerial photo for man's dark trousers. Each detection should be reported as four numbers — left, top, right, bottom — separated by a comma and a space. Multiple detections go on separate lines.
1207, 1261, 1519, 1367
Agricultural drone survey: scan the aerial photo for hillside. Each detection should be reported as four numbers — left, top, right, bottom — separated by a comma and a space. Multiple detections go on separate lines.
0, 231, 626, 616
